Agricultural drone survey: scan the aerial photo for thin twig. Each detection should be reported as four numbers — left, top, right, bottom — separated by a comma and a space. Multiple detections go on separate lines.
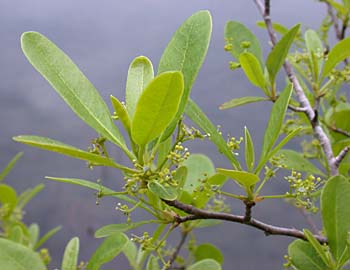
328, 124, 350, 138
164, 200, 327, 244
166, 230, 189, 270
254, 0, 339, 175
325, 1, 342, 40
334, 146, 350, 168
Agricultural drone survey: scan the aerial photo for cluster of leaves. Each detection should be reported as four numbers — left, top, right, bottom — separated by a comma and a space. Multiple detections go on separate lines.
0, 1, 349, 269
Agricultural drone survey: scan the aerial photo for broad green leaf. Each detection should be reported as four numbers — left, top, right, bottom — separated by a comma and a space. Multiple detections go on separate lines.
34, 226, 61, 250
13, 135, 129, 171
146, 254, 160, 270
187, 259, 221, 270
277, 149, 325, 176
256, 21, 289, 36
21, 32, 128, 154
303, 229, 329, 266
194, 243, 224, 265
148, 181, 178, 201
61, 237, 79, 270
0, 238, 46, 270
217, 169, 259, 191
87, 233, 128, 270
0, 184, 17, 216
95, 220, 158, 238
305, 29, 323, 81
110, 95, 131, 135
244, 126, 255, 172
224, 21, 263, 66
122, 240, 138, 269
174, 166, 188, 198
288, 239, 327, 270
158, 11, 212, 140
219, 96, 268, 110
255, 127, 301, 174
131, 71, 184, 146
322, 38, 350, 78
260, 85, 293, 163
126, 56, 154, 119
0, 152, 23, 182
185, 99, 241, 169
46, 177, 136, 204
266, 24, 300, 84
17, 184, 45, 210
239, 52, 269, 96
28, 223, 39, 248
321, 175, 350, 261
183, 154, 215, 194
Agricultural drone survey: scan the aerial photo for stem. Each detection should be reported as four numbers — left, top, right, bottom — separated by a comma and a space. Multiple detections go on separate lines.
165, 230, 189, 270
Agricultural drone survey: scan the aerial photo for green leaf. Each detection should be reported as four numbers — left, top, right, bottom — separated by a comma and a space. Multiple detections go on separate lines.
219, 96, 268, 110
182, 154, 215, 194
256, 21, 289, 36
126, 56, 154, 119
321, 175, 350, 261
239, 52, 269, 96
158, 10, 212, 140
303, 229, 329, 266
174, 166, 188, 197
187, 259, 222, 270
322, 38, 350, 78
28, 224, 39, 248
288, 239, 327, 270
148, 181, 178, 201
21, 32, 129, 154
217, 169, 259, 191
122, 240, 138, 269
185, 99, 241, 169
87, 233, 128, 270
244, 126, 255, 172
45, 177, 136, 204
266, 24, 300, 84
0, 238, 46, 270
194, 243, 224, 265
260, 85, 293, 163
0, 152, 23, 182
325, 102, 350, 142
17, 184, 45, 210
224, 21, 263, 66
13, 135, 129, 171
95, 220, 158, 238
305, 29, 323, 81
0, 184, 17, 217
110, 95, 131, 135
61, 237, 80, 270
8, 225, 25, 244
157, 137, 172, 167
146, 254, 160, 270
277, 149, 325, 176
34, 226, 61, 250
131, 71, 184, 146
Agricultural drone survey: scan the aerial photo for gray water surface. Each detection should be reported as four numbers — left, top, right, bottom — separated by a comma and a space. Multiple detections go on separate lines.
0, 1, 325, 269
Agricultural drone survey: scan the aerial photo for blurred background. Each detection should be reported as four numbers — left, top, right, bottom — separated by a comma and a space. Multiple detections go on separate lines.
0, 0, 327, 269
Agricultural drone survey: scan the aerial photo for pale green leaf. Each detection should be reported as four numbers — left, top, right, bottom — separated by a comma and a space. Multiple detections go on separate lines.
110, 95, 131, 135
61, 237, 80, 270
8, 226, 25, 244
224, 21, 263, 66
239, 52, 269, 95
148, 181, 178, 201
146, 254, 160, 270
217, 169, 259, 188
21, 32, 128, 153
131, 71, 184, 146
17, 184, 45, 210
126, 56, 154, 119
34, 226, 61, 250
321, 175, 350, 261
266, 24, 300, 84
187, 258, 221, 270
219, 96, 268, 110
0, 184, 17, 216
185, 99, 241, 169
244, 126, 255, 172
0, 238, 46, 270
303, 229, 329, 266
322, 38, 350, 78
87, 233, 128, 270
122, 240, 138, 269
158, 11, 212, 140
305, 29, 323, 81
256, 21, 289, 36
194, 243, 224, 265
0, 152, 23, 182
28, 224, 39, 248
288, 239, 327, 270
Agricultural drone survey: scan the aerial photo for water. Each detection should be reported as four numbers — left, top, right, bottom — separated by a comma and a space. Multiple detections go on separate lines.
0, 0, 324, 269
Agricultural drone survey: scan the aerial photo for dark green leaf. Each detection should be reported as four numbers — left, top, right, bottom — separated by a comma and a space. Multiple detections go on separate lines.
322, 38, 350, 78
244, 126, 255, 172
125, 56, 154, 119
148, 181, 178, 201
194, 243, 224, 265
131, 71, 184, 146
219, 96, 268, 110
21, 32, 128, 154
158, 11, 212, 141
61, 237, 80, 270
0, 152, 23, 182
321, 175, 350, 261
266, 24, 300, 84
